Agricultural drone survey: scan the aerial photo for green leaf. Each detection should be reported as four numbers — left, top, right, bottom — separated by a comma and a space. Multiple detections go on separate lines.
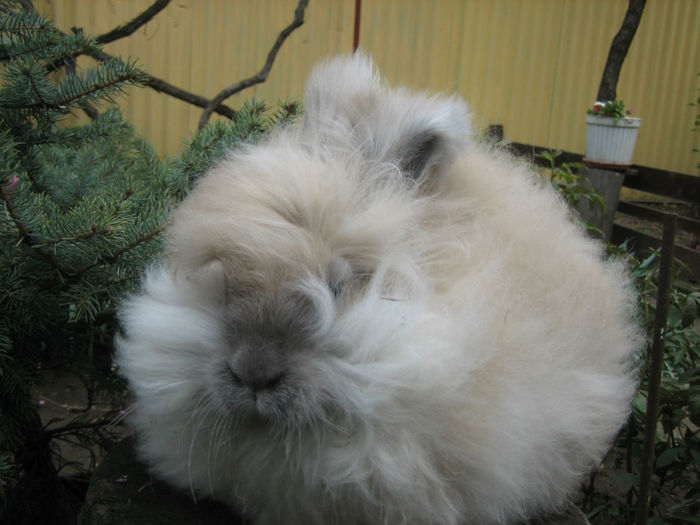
614, 471, 638, 491
647, 518, 667, 525
585, 503, 608, 519
632, 392, 647, 414
668, 515, 700, 524
639, 252, 658, 270
690, 448, 700, 464
689, 395, 700, 426
655, 447, 681, 468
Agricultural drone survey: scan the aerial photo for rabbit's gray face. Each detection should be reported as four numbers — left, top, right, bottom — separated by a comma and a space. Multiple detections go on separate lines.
204, 258, 358, 427
213, 289, 321, 424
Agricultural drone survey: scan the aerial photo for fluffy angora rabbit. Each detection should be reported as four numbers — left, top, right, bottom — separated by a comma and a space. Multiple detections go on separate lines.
116, 55, 640, 525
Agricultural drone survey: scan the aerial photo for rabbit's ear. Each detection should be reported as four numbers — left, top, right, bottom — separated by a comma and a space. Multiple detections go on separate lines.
303, 53, 473, 185
302, 53, 383, 152
386, 98, 473, 184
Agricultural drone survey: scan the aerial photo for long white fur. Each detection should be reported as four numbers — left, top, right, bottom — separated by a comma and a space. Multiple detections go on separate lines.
115, 54, 640, 525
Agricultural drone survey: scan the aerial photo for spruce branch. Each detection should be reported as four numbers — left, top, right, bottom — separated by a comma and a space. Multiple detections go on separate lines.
51, 57, 143, 109
12, 0, 273, 122
0, 181, 73, 275
0, 9, 51, 35
16, 0, 35, 12
26, 60, 49, 106
74, 225, 164, 275
95, 0, 171, 45
1, 175, 151, 279
1, 179, 33, 242
0, 57, 141, 111
0, 36, 54, 61
65, 57, 99, 120
31, 188, 135, 246
31, 225, 113, 246
0, 24, 96, 64
197, 0, 309, 130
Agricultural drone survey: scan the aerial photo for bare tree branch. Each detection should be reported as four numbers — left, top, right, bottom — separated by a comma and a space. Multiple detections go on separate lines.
18, 0, 233, 120
95, 0, 171, 45
197, 0, 309, 130
23, 0, 298, 128
17, 0, 35, 11
87, 48, 236, 119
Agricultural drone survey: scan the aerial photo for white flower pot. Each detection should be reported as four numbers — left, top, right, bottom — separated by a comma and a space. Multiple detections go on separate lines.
584, 114, 642, 168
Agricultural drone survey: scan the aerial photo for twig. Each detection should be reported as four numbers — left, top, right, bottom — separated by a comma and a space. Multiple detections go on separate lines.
17, 0, 35, 11
87, 48, 236, 119
3, 179, 162, 282
197, 0, 309, 130
16, 0, 238, 121
65, 57, 99, 120
74, 225, 164, 275
26, 64, 50, 107
0, 181, 73, 275
31, 225, 112, 246
95, 0, 171, 45
1, 182, 32, 242
44, 411, 122, 438
13, 0, 234, 121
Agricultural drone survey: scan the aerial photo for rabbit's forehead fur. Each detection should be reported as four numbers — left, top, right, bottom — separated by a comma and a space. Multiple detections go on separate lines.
116, 54, 641, 525
168, 143, 421, 284
167, 54, 473, 288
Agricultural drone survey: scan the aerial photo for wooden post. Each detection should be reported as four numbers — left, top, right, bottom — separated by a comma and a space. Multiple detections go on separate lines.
576, 167, 625, 240
635, 213, 676, 525
486, 124, 504, 142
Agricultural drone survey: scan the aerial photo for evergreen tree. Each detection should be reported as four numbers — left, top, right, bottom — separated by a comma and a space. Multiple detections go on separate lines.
0, 2, 298, 522
0, 3, 163, 522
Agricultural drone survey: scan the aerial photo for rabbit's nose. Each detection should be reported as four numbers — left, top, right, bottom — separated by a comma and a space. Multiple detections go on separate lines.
247, 373, 284, 393
228, 359, 285, 393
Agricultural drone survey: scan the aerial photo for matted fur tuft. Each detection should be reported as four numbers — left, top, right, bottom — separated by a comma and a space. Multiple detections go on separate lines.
116, 54, 640, 525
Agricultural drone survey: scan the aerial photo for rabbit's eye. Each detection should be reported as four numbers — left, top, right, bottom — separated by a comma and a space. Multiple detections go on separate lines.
327, 256, 353, 299
330, 280, 344, 298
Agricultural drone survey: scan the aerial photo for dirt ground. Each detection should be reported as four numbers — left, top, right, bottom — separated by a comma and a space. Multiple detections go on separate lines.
32, 366, 129, 477
615, 189, 700, 251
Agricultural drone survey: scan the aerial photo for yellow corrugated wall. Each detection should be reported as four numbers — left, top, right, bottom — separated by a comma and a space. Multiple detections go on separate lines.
40, 0, 699, 175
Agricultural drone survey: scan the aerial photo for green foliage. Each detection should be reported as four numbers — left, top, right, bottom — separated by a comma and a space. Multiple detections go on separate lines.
536, 150, 606, 237
0, 7, 165, 519
0, 3, 97, 63
167, 98, 300, 199
541, 157, 700, 523
537, 150, 606, 210
588, 100, 634, 124
617, 251, 700, 524
585, 247, 700, 525
0, 4, 299, 521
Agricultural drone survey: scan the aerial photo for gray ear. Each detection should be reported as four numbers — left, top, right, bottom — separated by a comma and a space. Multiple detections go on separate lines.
399, 131, 441, 178
389, 107, 472, 183
303, 54, 473, 184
